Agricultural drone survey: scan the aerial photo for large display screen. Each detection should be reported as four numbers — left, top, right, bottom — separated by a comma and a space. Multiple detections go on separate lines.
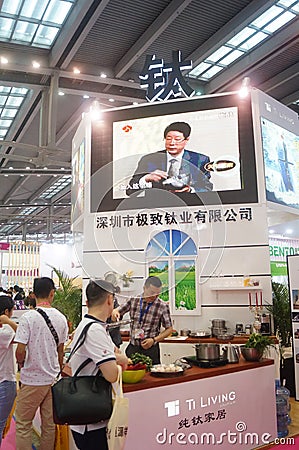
261, 116, 299, 210
90, 93, 257, 212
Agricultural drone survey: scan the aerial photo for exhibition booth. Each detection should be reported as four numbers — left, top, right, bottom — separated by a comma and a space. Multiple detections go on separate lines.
67, 87, 299, 448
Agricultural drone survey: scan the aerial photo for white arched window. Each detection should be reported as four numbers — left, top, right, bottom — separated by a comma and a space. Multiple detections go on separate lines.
146, 229, 200, 315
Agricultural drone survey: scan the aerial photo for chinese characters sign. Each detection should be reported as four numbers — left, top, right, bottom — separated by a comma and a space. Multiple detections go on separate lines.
96, 207, 253, 230
139, 50, 195, 102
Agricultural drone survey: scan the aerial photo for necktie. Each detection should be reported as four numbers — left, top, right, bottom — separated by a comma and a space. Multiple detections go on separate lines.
168, 158, 179, 177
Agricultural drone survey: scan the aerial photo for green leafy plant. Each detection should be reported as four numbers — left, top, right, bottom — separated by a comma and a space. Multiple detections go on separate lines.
50, 266, 82, 331
130, 353, 152, 371
265, 282, 291, 348
244, 333, 275, 355
120, 270, 134, 287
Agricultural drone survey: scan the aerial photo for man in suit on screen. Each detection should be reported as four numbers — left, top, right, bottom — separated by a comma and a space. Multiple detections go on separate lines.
126, 121, 213, 196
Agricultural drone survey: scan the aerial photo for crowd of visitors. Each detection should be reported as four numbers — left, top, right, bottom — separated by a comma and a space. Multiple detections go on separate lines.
0, 276, 129, 450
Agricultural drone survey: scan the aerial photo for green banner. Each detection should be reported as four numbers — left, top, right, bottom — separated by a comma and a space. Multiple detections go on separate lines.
270, 261, 287, 276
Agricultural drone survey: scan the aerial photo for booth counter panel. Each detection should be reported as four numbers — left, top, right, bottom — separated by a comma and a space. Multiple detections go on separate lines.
123, 360, 276, 450
64, 360, 276, 450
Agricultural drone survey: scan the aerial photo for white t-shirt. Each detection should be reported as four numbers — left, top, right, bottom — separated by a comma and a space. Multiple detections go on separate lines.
15, 307, 68, 385
0, 324, 15, 383
70, 314, 116, 434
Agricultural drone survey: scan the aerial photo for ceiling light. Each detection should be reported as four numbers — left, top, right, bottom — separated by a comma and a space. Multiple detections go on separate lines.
100, 73, 107, 78
83, 95, 89, 99
90, 101, 102, 121
133, 102, 139, 106
9, 166, 13, 170
26, 166, 30, 170
32, 61, 40, 68
1, 57, 8, 64
73, 68, 80, 74
58, 91, 65, 96
239, 77, 251, 98
269, 229, 274, 234
109, 98, 115, 102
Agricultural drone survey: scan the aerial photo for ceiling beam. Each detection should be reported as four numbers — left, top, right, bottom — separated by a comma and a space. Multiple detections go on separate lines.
53, 0, 112, 69
206, 20, 299, 94
281, 89, 299, 106
114, 0, 193, 77
259, 61, 299, 93
0, 64, 141, 90
2, 178, 28, 205
187, 0, 273, 69
0, 168, 71, 176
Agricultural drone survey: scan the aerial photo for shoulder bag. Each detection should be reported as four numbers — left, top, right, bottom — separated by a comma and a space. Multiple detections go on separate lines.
51, 321, 113, 425
36, 308, 59, 345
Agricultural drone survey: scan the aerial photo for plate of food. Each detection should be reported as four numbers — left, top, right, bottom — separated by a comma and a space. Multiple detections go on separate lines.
150, 364, 185, 378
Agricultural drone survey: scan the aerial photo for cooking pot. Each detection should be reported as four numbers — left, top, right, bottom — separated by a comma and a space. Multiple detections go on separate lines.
180, 329, 191, 336
211, 319, 226, 328
211, 326, 227, 337
194, 343, 220, 361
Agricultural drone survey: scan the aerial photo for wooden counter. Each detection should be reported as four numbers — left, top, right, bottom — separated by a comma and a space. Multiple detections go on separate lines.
123, 358, 274, 393
121, 334, 278, 345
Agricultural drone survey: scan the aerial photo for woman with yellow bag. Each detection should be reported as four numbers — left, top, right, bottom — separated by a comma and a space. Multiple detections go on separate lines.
0, 296, 17, 446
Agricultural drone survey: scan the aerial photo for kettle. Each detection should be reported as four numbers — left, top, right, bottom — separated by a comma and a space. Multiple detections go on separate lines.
223, 343, 239, 363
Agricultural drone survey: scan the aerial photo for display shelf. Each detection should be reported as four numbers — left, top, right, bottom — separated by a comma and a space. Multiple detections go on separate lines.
210, 286, 262, 291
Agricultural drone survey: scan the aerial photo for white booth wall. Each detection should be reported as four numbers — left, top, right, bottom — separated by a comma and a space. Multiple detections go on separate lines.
71, 88, 298, 332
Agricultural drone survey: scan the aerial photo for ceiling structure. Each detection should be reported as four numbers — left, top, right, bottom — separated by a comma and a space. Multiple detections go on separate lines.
0, 0, 298, 242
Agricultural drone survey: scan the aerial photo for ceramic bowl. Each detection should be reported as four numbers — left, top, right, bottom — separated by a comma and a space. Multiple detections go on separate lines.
122, 369, 146, 384
240, 346, 263, 362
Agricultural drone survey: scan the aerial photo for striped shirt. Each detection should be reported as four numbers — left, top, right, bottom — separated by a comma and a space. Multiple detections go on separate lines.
118, 295, 172, 345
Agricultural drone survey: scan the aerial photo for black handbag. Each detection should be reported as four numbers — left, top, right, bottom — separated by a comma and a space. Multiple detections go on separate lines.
51, 321, 113, 425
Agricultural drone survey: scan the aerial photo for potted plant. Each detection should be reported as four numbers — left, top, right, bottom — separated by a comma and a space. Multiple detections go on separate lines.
120, 270, 134, 288
265, 281, 294, 395
265, 282, 292, 349
50, 266, 82, 332
240, 333, 276, 361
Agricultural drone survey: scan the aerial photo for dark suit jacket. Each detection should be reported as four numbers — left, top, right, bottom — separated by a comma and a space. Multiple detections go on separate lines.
126, 149, 213, 196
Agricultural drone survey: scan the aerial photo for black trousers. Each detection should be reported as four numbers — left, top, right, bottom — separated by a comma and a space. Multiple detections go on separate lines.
126, 342, 161, 365
71, 427, 108, 450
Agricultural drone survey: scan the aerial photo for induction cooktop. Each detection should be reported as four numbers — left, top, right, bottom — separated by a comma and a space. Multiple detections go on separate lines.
183, 355, 228, 368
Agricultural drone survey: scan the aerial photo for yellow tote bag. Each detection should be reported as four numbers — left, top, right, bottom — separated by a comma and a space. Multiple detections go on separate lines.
54, 424, 69, 450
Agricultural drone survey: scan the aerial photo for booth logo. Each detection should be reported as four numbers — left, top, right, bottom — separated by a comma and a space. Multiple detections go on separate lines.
165, 400, 180, 417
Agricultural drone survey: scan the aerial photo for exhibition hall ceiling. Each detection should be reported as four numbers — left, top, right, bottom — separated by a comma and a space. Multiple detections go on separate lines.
0, 0, 298, 241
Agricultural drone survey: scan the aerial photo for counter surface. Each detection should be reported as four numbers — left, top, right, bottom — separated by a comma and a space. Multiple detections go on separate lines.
121, 334, 278, 344
122, 358, 274, 392
62, 358, 274, 393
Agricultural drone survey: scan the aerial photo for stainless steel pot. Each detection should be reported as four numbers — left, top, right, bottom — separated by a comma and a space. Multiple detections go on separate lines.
211, 319, 226, 328
194, 343, 220, 360
211, 326, 227, 337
